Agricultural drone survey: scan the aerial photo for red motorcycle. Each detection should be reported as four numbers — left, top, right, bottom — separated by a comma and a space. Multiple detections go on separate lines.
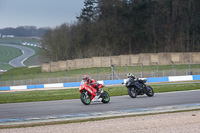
79, 81, 110, 105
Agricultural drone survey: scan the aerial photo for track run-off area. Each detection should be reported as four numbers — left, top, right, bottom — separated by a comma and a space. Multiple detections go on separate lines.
0, 44, 35, 68
0, 89, 200, 126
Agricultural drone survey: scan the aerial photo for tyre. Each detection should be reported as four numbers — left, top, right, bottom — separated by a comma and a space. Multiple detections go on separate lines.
80, 91, 91, 105
146, 86, 154, 97
127, 88, 137, 98
101, 91, 110, 103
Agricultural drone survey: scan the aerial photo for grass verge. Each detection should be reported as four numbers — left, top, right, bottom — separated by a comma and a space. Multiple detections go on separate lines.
0, 83, 200, 104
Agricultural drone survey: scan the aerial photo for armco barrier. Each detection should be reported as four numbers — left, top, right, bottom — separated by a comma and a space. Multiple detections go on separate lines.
10, 85, 26, 90
64, 82, 81, 87
0, 75, 200, 91
146, 77, 169, 83
0, 87, 10, 91
168, 75, 193, 82
22, 43, 42, 48
193, 75, 200, 80
104, 79, 124, 85
0, 70, 7, 73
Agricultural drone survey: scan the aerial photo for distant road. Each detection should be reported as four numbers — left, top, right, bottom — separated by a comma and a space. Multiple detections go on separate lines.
0, 44, 35, 67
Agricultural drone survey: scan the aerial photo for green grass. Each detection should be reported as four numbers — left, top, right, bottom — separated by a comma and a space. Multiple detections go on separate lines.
152, 83, 200, 92
0, 64, 13, 70
0, 45, 22, 70
0, 45, 22, 62
0, 83, 200, 104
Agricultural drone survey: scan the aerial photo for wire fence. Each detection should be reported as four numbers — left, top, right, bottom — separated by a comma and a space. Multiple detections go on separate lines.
0, 67, 200, 87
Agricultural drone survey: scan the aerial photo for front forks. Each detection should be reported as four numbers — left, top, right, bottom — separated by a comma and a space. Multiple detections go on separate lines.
84, 91, 89, 98
97, 89, 103, 98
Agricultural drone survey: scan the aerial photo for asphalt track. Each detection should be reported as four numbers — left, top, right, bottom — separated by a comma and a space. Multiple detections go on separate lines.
0, 90, 200, 123
0, 44, 35, 67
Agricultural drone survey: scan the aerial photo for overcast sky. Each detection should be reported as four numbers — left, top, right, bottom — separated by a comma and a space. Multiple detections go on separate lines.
0, 0, 84, 29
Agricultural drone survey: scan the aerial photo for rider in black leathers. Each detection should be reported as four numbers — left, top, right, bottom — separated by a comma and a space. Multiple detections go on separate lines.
126, 73, 143, 91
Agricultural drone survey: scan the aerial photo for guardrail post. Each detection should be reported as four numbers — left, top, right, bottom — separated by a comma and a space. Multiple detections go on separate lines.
156, 62, 158, 77
24, 73, 26, 85
0, 75, 1, 86
125, 64, 128, 73
11, 73, 14, 86
141, 63, 143, 78
111, 65, 114, 80
51, 71, 53, 83
171, 61, 174, 76
66, 69, 68, 82
37, 72, 40, 84
96, 66, 99, 80
81, 68, 84, 76
188, 60, 191, 75
77, 76, 79, 82
163, 70, 165, 77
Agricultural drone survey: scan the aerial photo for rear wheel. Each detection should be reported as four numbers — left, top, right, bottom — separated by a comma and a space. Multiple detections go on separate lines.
80, 91, 91, 105
101, 91, 110, 103
127, 88, 137, 98
146, 86, 154, 97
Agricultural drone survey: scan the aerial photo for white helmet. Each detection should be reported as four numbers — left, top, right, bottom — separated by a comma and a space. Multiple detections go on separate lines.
127, 73, 136, 79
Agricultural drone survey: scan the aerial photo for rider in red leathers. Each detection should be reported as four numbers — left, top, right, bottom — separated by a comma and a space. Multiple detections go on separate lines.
83, 75, 100, 95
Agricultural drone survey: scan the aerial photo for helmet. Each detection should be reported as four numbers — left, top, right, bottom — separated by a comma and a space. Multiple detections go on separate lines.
127, 73, 137, 79
83, 75, 91, 84
83, 75, 88, 80
127, 73, 133, 78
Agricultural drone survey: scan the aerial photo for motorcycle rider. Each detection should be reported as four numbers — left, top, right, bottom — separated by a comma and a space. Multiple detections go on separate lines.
126, 73, 143, 91
83, 75, 100, 95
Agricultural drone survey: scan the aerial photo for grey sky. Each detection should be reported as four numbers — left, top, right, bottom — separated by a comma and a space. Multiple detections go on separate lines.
0, 0, 84, 29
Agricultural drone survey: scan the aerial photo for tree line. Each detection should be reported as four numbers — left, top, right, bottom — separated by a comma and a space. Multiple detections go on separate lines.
0, 26, 46, 37
41, 0, 200, 61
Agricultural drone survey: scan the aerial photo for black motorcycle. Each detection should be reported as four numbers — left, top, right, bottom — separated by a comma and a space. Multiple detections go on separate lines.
124, 78, 154, 98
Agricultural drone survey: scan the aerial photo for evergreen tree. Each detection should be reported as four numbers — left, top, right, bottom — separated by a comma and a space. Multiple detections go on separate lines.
77, 0, 98, 23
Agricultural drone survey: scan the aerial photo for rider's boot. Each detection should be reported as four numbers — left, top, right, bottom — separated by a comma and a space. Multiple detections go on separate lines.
96, 89, 100, 96
94, 85, 100, 96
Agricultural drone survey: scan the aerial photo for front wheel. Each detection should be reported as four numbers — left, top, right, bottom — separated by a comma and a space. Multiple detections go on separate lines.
101, 91, 110, 103
146, 86, 154, 97
127, 88, 137, 98
80, 91, 91, 105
